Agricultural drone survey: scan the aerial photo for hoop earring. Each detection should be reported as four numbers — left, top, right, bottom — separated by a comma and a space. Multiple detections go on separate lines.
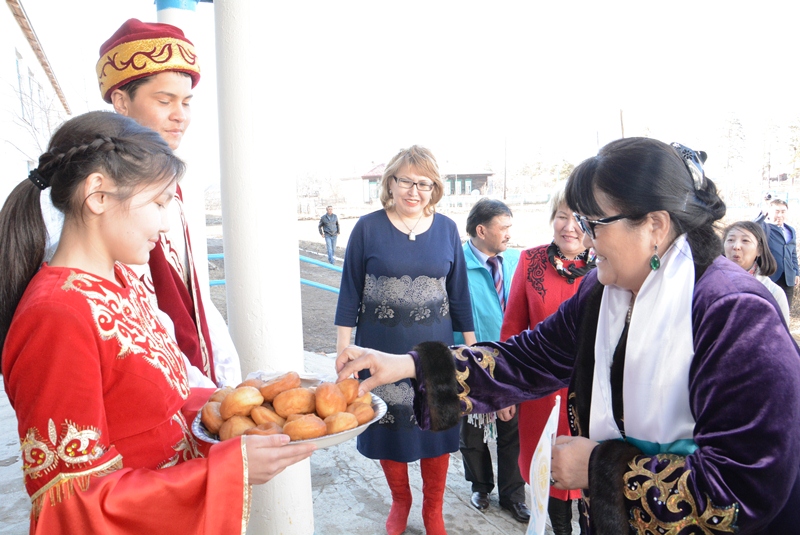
650, 244, 661, 271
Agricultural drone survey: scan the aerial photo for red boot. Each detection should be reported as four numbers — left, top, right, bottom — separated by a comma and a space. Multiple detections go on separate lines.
420, 454, 450, 535
380, 459, 412, 535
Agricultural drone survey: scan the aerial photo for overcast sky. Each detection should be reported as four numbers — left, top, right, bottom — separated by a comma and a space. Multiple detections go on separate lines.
23, 1, 800, 183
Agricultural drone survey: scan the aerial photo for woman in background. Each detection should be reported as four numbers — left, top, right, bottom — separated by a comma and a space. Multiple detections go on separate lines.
335, 146, 475, 535
500, 188, 593, 534
723, 220, 790, 322
337, 139, 800, 534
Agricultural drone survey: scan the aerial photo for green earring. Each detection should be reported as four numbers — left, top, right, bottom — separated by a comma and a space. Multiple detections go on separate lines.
650, 244, 661, 271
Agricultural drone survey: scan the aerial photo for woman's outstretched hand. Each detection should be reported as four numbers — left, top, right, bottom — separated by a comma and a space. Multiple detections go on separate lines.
335, 345, 416, 395
244, 435, 316, 485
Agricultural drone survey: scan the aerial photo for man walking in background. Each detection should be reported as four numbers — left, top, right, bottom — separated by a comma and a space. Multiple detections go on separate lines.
319, 205, 340, 264
760, 198, 798, 309
454, 198, 530, 523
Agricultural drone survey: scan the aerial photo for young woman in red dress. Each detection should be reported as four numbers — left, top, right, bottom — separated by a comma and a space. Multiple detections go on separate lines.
0, 112, 315, 534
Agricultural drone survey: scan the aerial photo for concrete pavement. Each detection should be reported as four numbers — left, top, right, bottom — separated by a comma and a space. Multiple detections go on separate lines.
0, 352, 573, 534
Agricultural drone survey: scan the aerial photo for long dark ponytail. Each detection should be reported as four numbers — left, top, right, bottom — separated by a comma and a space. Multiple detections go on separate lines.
0, 111, 185, 356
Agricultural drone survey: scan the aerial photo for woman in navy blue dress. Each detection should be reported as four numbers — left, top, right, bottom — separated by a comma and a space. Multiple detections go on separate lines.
335, 146, 475, 535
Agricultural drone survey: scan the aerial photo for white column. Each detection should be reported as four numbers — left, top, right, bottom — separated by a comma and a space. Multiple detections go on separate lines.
214, 2, 314, 534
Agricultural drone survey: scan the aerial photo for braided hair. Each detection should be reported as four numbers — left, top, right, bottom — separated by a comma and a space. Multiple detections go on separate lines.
0, 111, 185, 356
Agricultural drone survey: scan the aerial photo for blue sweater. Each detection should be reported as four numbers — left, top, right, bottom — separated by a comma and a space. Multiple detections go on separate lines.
454, 242, 520, 344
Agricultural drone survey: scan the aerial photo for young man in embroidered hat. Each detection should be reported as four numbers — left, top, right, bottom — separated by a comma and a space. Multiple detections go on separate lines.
96, 18, 241, 388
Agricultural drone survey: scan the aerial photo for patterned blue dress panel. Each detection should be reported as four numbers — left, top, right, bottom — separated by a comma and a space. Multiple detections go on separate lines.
335, 209, 474, 461
360, 274, 449, 328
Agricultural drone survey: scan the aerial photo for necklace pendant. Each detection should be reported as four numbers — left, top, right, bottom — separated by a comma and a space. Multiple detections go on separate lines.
408, 231, 416, 241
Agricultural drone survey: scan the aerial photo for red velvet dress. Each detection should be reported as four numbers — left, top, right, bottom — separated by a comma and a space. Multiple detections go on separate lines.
2, 263, 248, 534
500, 244, 586, 501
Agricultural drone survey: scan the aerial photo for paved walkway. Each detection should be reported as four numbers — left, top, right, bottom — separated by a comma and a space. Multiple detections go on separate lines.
0, 352, 572, 534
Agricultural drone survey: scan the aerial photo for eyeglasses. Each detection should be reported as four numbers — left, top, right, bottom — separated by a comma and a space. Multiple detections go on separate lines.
573, 212, 632, 239
393, 176, 435, 192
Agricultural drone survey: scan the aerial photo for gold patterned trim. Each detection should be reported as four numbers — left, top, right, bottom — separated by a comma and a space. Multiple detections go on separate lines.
96, 37, 199, 98
22, 419, 106, 483
624, 455, 738, 533
30, 454, 123, 518
454, 346, 497, 415
241, 438, 252, 534
456, 368, 472, 414
567, 391, 582, 436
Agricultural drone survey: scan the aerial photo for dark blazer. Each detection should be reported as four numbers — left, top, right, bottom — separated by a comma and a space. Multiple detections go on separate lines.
761, 222, 798, 286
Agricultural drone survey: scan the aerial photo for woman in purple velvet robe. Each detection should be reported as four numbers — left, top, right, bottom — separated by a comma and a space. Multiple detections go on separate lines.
336, 138, 800, 535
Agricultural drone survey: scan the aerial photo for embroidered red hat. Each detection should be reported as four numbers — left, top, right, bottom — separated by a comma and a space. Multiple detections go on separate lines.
96, 18, 200, 103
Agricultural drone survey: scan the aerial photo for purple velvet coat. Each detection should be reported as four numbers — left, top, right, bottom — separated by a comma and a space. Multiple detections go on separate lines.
410, 256, 800, 534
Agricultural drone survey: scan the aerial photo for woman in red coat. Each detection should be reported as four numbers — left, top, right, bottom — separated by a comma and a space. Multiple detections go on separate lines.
500, 188, 594, 535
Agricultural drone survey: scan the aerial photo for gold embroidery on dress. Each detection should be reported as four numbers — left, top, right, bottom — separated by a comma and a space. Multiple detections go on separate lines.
22, 419, 105, 482
159, 413, 203, 468
241, 438, 252, 534
158, 453, 181, 470
23, 418, 121, 518
62, 269, 189, 398
173, 412, 202, 461
31, 455, 123, 518
624, 455, 737, 533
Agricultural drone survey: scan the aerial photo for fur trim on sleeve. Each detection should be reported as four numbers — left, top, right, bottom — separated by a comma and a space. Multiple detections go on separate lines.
588, 440, 642, 534
413, 341, 460, 431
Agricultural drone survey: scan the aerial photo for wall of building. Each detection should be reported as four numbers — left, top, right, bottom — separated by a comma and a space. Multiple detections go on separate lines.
0, 6, 68, 203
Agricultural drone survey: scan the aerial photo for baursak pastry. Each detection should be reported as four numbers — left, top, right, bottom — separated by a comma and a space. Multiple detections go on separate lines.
324, 412, 359, 435
259, 371, 302, 402
315, 382, 347, 418
283, 414, 327, 441
244, 422, 283, 436
273, 387, 316, 418
250, 405, 286, 427
218, 415, 257, 440
208, 386, 234, 403
201, 401, 224, 434
353, 391, 372, 405
346, 402, 375, 425
336, 378, 360, 404
219, 386, 265, 420
237, 377, 266, 389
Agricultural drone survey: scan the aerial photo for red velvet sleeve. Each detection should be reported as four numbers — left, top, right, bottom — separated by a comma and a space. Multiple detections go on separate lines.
32, 439, 249, 535
4, 296, 249, 534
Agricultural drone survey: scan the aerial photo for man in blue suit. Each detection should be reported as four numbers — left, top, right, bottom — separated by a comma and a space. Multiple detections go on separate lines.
761, 199, 798, 309
454, 199, 530, 523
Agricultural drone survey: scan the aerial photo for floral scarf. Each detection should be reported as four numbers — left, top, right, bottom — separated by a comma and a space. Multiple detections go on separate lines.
546, 242, 596, 284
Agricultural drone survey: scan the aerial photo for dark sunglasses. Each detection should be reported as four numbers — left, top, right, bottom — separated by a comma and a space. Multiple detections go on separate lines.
572, 212, 632, 239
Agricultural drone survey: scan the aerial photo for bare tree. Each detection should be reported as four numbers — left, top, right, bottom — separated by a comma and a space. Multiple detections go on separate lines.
8, 76, 65, 160
787, 117, 800, 184
720, 112, 746, 178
